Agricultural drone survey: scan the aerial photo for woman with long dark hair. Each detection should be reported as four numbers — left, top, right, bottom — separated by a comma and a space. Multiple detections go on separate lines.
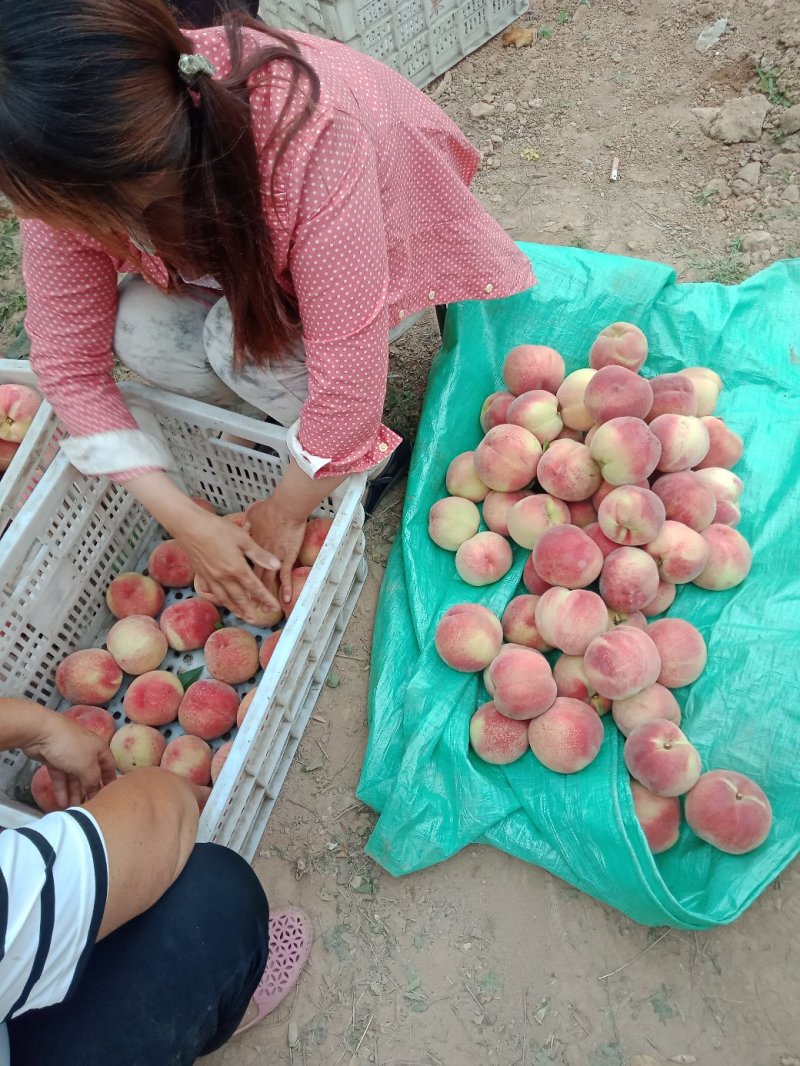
0, 0, 533, 622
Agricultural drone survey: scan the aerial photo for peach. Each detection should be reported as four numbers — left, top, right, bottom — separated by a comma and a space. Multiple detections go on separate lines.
63, 704, 116, 744
160, 598, 220, 651
555, 426, 584, 442
0, 440, 19, 472
161, 734, 213, 785
110, 722, 167, 773
482, 490, 531, 537
552, 655, 611, 714
56, 648, 123, 705
522, 554, 552, 595
694, 467, 743, 527
645, 521, 710, 584
435, 603, 503, 671
445, 452, 489, 502
536, 439, 602, 502
474, 425, 541, 492
147, 540, 195, 588
624, 719, 701, 796
694, 417, 743, 470
507, 493, 570, 549
106, 572, 165, 619
527, 697, 604, 773
0, 383, 42, 443
503, 344, 565, 396
233, 599, 283, 629
31, 765, 60, 813
487, 645, 557, 719
455, 531, 513, 586
567, 500, 597, 528
611, 683, 681, 737
191, 496, 217, 513
600, 547, 660, 613
534, 587, 608, 656
647, 618, 707, 688
298, 517, 334, 567
685, 770, 772, 854
646, 374, 698, 421
583, 522, 620, 559
693, 525, 752, 590
469, 701, 530, 765
641, 579, 677, 617
106, 615, 168, 675
584, 365, 653, 424
204, 627, 259, 685
592, 478, 648, 511
630, 780, 681, 854
532, 524, 603, 589
598, 486, 665, 546
179, 679, 239, 740
258, 631, 282, 670
428, 497, 481, 550
650, 414, 710, 472
589, 417, 661, 485
237, 688, 256, 727
606, 608, 648, 631
677, 367, 722, 416
281, 567, 312, 617
507, 390, 563, 444
480, 390, 515, 432
210, 740, 233, 785
123, 669, 184, 726
588, 322, 648, 373
501, 595, 552, 652
651, 471, 716, 532
556, 369, 597, 432
584, 626, 661, 700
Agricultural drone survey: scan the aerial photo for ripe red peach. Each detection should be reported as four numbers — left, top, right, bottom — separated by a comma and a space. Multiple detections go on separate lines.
56, 649, 123, 705
588, 322, 648, 373
482, 490, 531, 537
148, 540, 195, 588
106, 615, 168, 676
237, 688, 256, 727
641, 579, 677, 617
258, 631, 282, 670
624, 719, 701, 797
123, 670, 184, 727
556, 369, 597, 432
555, 426, 584, 442
106, 572, 165, 619
693, 525, 752, 590
480, 390, 515, 432
651, 471, 716, 532
0, 440, 19, 472
179, 679, 239, 740
503, 344, 565, 396
63, 705, 116, 744
469, 701, 530, 764
536, 439, 602, 502
583, 522, 620, 559
584, 626, 661, 700
298, 517, 334, 567
233, 598, 283, 629
552, 655, 611, 714
501, 595, 552, 652
606, 608, 648, 631
646, 374, 698, 421
160, 598, 220, 651
487, 645, 557, 720
630, 779, 681, 854
0, 383, 42, 442
522, 554, 552, 595
600, 548, 660, 613
567, 500, 597, 528
685, 770, 772, 854
31, 765, 60, 813
598, 486, 665, 546
534, 587, 608, 656
694, 416, 743, 470
161, 734, 213, 785
693, 467, 743, 527
645, 521, 710, 584
507, 390, 563, 444
456, 531, 513, 586
650, 414, 710, 472
210, 740, 233, 785
474, 425, 542, 492
204, 628, 259, 685
111, 722, 167, 773
592, 478, 648, 511
677, 367, 722, 416
527, 697, 604, 773
445, 452, 490, 502
428, 497, 481, 550
532, 524, 603, 589
589, 417, 661, 485
507, 493, 570, 549
435, 603, 503, 672
648, 618, 707, 688
611, 683, 681, 737
584, 365, 653, 424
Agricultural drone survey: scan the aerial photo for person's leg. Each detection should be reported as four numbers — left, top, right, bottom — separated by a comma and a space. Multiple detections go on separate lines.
8, 844, 269, 1066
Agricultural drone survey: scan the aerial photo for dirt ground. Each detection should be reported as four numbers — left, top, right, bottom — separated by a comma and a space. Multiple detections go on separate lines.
2, 0, 799, 1063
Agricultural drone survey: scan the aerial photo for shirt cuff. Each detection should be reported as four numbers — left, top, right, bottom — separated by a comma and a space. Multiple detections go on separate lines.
286, 421, 332, 479
289, 420, 402, 479
60, 430, 176, 480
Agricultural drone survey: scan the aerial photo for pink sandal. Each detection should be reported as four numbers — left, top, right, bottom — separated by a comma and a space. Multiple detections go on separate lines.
234, 908, 312, 1035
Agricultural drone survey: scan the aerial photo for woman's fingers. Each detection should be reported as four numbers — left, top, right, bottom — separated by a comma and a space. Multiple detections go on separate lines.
280, 558, 294, 604
48, 767, 70, 810
98, 749, 117, 788
242, 538, 280, 574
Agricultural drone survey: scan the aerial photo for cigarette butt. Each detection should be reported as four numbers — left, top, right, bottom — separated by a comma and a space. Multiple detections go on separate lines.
610, 157, 620, 182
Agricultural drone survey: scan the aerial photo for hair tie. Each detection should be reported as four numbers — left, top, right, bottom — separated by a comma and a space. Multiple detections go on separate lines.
178, 52, 215, 86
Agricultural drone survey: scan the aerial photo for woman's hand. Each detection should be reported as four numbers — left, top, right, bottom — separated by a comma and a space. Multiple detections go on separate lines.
22, 713, 117, 809
247, 498, 308, 603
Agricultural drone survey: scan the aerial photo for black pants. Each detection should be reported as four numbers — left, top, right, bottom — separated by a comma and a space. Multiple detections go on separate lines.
168, 0, 259, 26
8, 844, 269, 1066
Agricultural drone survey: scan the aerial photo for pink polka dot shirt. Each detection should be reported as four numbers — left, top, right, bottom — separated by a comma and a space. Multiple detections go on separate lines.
21, 28, 534, 482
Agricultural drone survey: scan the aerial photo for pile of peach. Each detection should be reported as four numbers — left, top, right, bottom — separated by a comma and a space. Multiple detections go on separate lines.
432, 326, 772, 857
29, 508, 332, 812
0, 382, 42, 479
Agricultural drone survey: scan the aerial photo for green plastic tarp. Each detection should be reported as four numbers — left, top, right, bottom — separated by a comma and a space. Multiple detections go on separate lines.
358, 243, 800, 929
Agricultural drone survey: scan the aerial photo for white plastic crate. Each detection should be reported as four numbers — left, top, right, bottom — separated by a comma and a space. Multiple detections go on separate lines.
0, 384, 367, 860
259, 0, 528, 88
0, 358, 63, 538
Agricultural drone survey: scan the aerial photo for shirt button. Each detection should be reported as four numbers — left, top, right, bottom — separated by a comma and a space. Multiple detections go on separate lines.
485, 283, 494, 293
378, 442, 389, 453
398, 309, 405, 319
428, 289, 437, 301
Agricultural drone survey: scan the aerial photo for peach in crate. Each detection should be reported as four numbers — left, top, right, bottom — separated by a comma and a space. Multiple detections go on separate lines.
123, 670, 184, 727
0, 383, 42, 443
147, 539, 195, 588
161, 735, 213, 786
111, 723, 167, 773
106, 615, 168, 675
160, 597, 220, 651
106, 572, 165, 619
298, 517, 334, 567
179, 679, 239, 740
56, 648, 123, 706
64, 705, 116, 744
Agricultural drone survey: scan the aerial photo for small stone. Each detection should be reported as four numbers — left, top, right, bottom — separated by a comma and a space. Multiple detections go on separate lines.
669, 1057, 697, 1065
703, 177, 731, 199
735, 160, 761, 187
350, 874, 363, 889
490, 134, 504, 145
691, 107, 720, 136
470, 101, 496, 119
779, 103, 800, 135
782, 184, 800, 203
462, 941, 473, 951
766, 152, 800, 176
703, 94, 771, 143
288, 1022, 300, 1049
504, 102, 517, 114
742, 230, 773, 252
